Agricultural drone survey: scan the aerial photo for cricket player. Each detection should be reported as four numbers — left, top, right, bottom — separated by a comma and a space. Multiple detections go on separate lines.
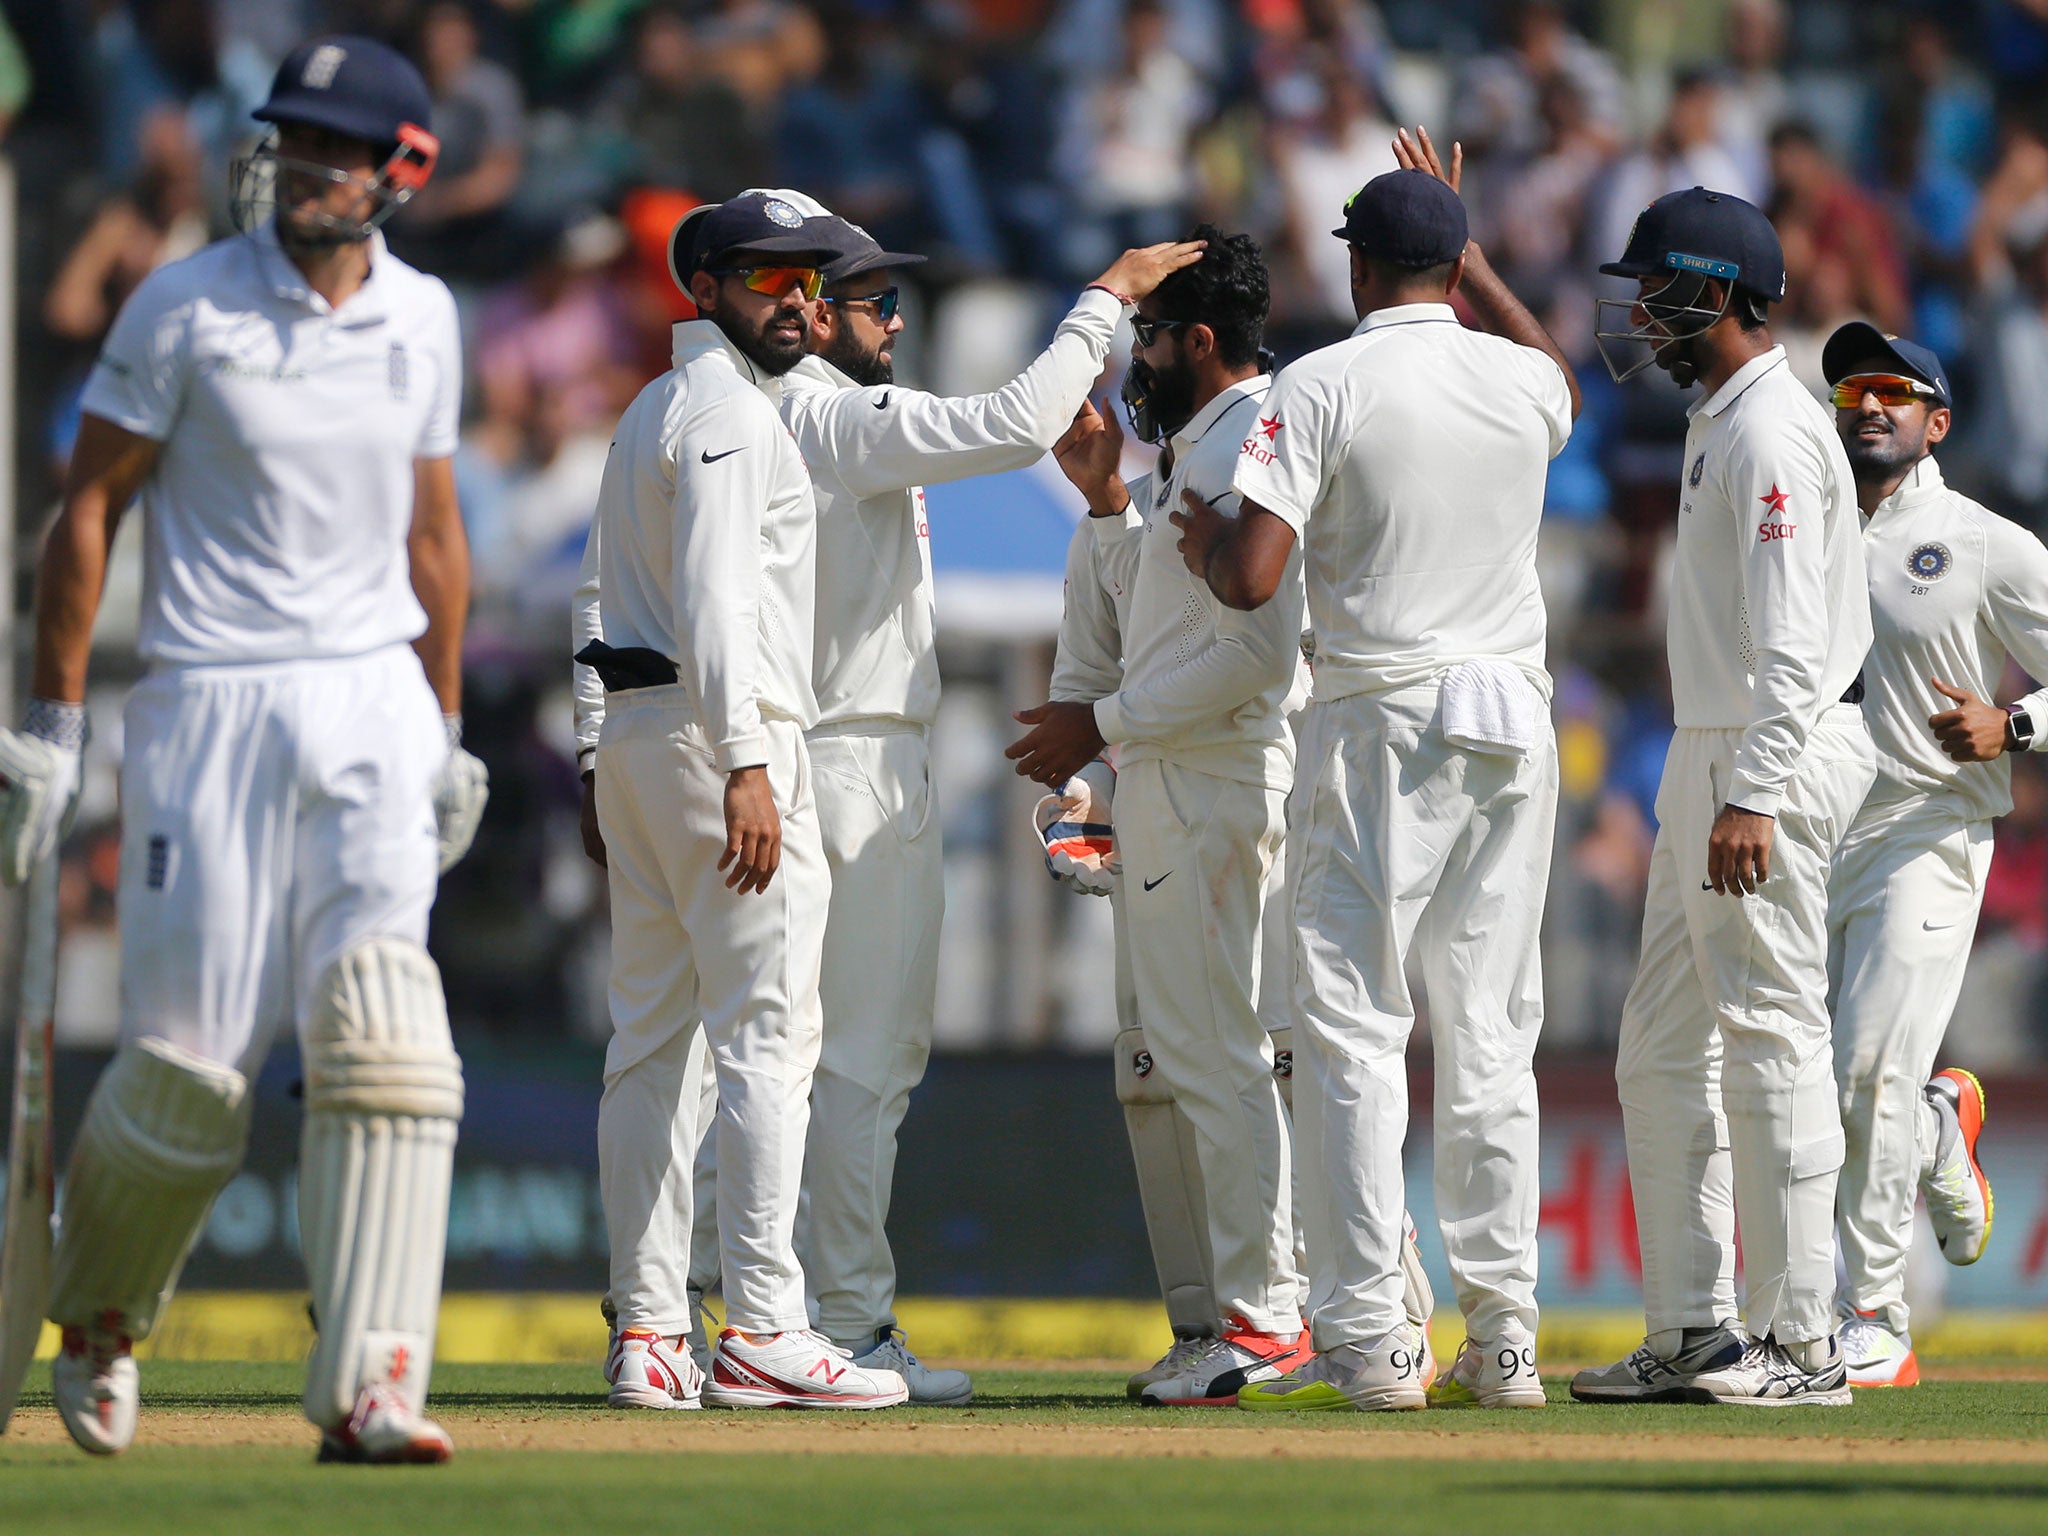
1573, 187, 1874, 1406
579, 192, 916, 1409
0, 37, 488, 1460
1030, 230, 1438, 1401
1011, 228, 1312, 1405
1174, 139, 1579, 1412
1819, 323, 2008, 1388
576, 199, 1199, 1405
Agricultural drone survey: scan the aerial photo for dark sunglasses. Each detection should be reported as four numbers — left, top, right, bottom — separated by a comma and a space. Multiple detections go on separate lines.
1130, 314, 1191, 348
821, 286, 901, 323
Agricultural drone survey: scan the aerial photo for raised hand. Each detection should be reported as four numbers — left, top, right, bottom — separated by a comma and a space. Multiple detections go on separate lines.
1053, 396, 1130, 514
1393, 125, 1463, 193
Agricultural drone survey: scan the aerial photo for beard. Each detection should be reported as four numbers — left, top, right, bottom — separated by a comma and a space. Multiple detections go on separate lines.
1124, 354, 1198, 443
821, 325, 893, 387
1843, 417, 1926, 478
709, 297, 808, 377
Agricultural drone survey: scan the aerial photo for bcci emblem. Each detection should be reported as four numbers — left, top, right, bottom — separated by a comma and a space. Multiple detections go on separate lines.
1688, 453, 1705, 488
763, 198, 803, 229
1907, 542, 1951, 582
1132, 1050, 1154, 1079
1272, 1049, 1292, 1082
388, 341, 409, 401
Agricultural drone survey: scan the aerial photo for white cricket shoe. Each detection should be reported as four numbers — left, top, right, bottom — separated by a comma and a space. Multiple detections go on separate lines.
1427, 1327, 1546, 1408
1687, 1335, 1853, 1407
704, 1328, 908, 1409
1569, 1324, 1745, 1403
607, 1326, 704, 1409
1923, 1068, 1992, 1265
847, 1327, 972, 1405
1236, 1325, 1427, 1412
316, 1384, 455, 1463
52, 1323, 138, 1456
1839, 1311, 1919, 1389
1128, 1333, 1217, 1400
1139, 1318, 1313, 1407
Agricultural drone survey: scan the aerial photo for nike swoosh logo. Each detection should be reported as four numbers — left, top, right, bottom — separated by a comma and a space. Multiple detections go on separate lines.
1143, 873, 1172, 892
873, 393, 890, 409
701, 447, 745, 464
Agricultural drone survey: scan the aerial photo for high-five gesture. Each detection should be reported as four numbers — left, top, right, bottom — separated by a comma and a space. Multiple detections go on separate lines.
1392, 125, 1462, 193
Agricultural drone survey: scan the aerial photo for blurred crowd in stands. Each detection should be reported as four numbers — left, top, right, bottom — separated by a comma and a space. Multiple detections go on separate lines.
7, 0, 2048, 1063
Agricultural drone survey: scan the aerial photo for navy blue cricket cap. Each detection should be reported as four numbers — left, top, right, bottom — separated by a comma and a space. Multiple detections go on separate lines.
815, 215, 927, 285
1600, 186, 1786, 303
1822, 321, 1953, 408
1332, 169, 1469, 267
666, 193, 843, 292
253, 36, 431, 149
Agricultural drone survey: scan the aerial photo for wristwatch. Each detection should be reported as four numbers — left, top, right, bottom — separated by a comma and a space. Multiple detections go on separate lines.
2005, 703, 2035, 753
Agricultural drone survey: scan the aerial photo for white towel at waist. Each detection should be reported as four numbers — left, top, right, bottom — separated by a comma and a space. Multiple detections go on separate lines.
1438, 659, 1548, 757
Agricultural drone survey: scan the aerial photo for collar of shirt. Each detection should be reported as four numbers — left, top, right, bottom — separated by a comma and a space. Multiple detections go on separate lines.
249, 219, 391, 322
673, 318, 784, 403
1689, 344, 1787, 420
1166, 373, 1272, 464
1349, 301, 1459, 337
787, 353, 857, 391
1869, 453, 1947, 524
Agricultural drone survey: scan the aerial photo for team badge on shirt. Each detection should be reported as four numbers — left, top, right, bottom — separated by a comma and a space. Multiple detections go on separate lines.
1688, 452, 1704, 488
1907, 542, 1952, 581
388, 341, 410, 401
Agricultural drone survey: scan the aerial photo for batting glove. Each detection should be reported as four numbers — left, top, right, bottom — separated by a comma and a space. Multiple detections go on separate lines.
0, 699, 87, 887
433, 715, 490, 874
1032, 756, 1117, 896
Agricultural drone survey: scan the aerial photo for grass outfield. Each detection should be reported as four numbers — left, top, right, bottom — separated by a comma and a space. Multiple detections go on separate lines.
3, 1364, 2046, 1535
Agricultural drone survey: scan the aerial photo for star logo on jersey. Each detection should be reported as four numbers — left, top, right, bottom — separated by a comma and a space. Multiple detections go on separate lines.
1908, 542, 1952, 581
1759, 483, 1790, 516
1256, 415, 1283, 441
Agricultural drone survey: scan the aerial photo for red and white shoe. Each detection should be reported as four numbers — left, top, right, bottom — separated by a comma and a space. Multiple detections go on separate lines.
703, 1328, 908, 1409
317, 1384, 454, 1464
607, 1326, 703, 1409
52, 1322, 138, 1456
1138, 1316, 1314, 1406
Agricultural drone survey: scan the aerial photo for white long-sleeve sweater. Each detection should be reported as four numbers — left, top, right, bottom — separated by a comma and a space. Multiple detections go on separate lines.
580, 320, 818, 772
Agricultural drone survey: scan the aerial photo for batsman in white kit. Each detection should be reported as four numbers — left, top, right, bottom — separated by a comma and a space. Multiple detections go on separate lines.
1175, 142, 1578, 1413
0, 37, 488, 1460
1025, 227, 1438, 1404
575, 194, 1198, 1405
1817, 324, 2008, 1388
1575, 188, 1875, 1406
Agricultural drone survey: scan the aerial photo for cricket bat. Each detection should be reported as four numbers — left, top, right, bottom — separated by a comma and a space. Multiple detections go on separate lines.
0, 856, 63, 1432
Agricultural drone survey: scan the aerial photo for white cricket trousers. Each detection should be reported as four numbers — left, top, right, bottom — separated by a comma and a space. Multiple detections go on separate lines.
595, 687, 828, 1337
799, 722, 944, 1347
1828, 792, 1990, 1333
1116, 757, 1305, 1335
1616, 705, 1875, 1345
1288, 685, 1556, 1350
118, 646, 445, 1069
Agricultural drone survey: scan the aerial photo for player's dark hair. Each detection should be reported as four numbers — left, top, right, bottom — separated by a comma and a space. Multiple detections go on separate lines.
1359, 252, 1461, 294
1151, 225, 1269, 369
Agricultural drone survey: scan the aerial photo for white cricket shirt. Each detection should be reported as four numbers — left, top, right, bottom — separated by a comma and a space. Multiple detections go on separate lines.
1088, 377, 1305, 789
1858, 455, 2048, 821
79, 223, 460, 665
1230, 302, 1571, 707
588, 320, 819, 772
1670, 346, 1872, 815
779, 287, 1123, 730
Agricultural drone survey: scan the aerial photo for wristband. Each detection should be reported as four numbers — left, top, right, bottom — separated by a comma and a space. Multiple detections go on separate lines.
444, 713, 463, 750
1086, 282, 1136, 307
23, 697, 87, 752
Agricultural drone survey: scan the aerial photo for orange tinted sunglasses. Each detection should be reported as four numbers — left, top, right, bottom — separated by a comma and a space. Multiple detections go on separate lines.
707, 265, 824, 301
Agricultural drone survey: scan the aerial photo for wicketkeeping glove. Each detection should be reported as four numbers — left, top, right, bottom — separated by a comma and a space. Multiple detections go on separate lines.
1031, 755, 1117, 896
433, 715, 490, 874
0, 699, 87, 887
